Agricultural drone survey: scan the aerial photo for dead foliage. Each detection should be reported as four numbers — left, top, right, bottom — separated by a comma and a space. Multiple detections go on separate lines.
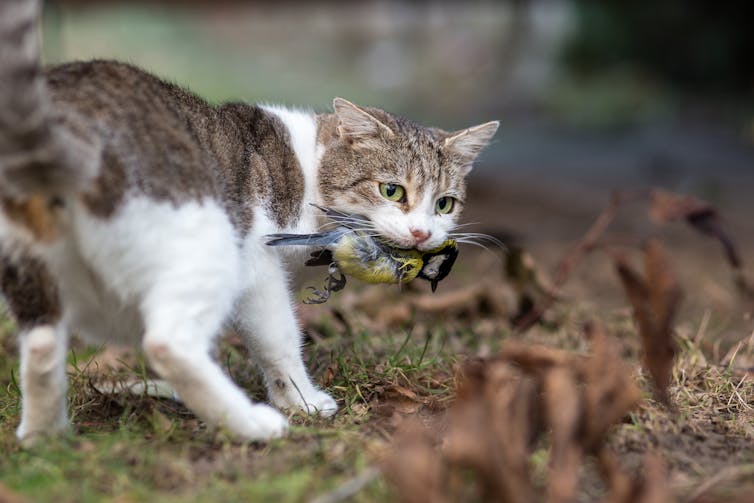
612, 240, 681, 405
649, 189, 753, 301
381, 423, 448, 503
506, 245, 559, 326
648, 190, 739, 269
511, 191, 629, 332
327, 187, 753, 501
598, 450, 671, 503
687, 464, 754, 503
502, 188, 750, 408
691, 495, 754, 503
513, 188, 751, 332
383, 323, 664, 503
313, 276, 513, 331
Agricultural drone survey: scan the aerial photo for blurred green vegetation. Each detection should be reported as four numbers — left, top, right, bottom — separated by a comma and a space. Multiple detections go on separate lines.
40, 2, 508, 127
43, 4, 335, 106
40, 1, 754, 133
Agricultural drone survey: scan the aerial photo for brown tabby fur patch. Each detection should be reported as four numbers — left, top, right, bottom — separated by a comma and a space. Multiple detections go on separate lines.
46, 61, 304, 232
1, 196, 59, 242
0, 253, 61, 328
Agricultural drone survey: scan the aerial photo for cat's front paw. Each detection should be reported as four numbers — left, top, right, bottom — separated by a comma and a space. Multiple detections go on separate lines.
230, 404, 289, 441
270, 385, 338, 417
16, 418, 70, 448
299, 389, 338, 417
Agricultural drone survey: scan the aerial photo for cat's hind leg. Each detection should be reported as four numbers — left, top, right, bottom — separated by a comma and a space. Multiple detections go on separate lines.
233, 250, 338, 417
1, 254, 69, 445
16, 324, 70, 445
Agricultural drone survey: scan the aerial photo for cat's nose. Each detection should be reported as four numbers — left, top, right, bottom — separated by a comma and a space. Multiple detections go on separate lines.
410, 228, 431, 245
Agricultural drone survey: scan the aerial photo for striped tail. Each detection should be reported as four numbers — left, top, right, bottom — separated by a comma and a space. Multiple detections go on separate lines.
0, 0, 98, 200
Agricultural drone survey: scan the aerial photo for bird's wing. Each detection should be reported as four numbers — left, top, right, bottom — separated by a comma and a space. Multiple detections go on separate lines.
265, 227, 350, 247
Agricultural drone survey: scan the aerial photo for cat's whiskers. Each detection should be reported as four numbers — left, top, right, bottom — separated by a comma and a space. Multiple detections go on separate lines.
453, 239, 492, 250
448, 221, 482, 230
449, 231, 507, 255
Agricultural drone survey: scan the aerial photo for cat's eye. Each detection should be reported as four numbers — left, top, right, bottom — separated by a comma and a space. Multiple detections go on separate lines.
435, 196, 455, 214
379, 183, 406, 203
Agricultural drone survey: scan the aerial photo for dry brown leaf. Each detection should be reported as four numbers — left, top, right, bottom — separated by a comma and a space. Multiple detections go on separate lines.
645, 240, 682, 337
614, 241, 680, 405
648, 189, 754, 301
499, 340, 582, 371
388, 384, 421, 403
600, 451, 674, 503
543, 366, 582, 503
342, 278, 512, 328
598, 449, 636, 503
381, 420, 448, 503
643, 240, 681, 402
637, 453, 673, 503
498, 329, 641, 455
386, 326, 658, 503
648, 189, 711, 224
505, 246, 558, 326
445, 358, 535, 503
691, 492, 754, 503
581, 323, 642, 451
649, 189, 741, 269
320, 360, 338, 388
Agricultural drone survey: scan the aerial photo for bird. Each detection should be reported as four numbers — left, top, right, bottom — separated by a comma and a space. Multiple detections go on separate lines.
265, 208, 458, 303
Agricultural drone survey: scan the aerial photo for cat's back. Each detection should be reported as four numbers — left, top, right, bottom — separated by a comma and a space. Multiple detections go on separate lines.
45, 60, 224, 214
46, 60, 210, 127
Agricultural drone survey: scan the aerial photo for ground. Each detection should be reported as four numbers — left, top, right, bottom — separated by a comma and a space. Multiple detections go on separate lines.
0, 177, 752, 502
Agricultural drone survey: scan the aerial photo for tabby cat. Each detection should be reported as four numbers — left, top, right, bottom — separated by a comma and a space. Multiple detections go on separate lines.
0, 0, 498, 443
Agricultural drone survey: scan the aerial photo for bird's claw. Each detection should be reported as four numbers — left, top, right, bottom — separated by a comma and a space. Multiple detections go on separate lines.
303, 264, 347, 304
303, 286, 330, 304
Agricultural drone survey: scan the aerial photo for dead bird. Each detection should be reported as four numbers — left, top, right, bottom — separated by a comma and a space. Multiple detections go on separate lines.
266, 208, 459, 303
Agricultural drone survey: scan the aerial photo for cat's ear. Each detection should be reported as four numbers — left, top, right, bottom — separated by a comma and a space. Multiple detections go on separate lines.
333, 97, 394, 145
442, 121, 499, 174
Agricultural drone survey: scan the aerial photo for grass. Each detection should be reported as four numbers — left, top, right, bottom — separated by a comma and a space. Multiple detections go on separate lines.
1, 275, 752, 501
0, 306, 465, 503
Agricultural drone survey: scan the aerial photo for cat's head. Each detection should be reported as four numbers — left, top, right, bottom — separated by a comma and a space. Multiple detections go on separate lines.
318, 98, 498, 251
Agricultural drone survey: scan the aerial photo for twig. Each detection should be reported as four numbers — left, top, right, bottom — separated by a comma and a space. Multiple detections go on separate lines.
686, 464, 754, 501
514, 191, 642, 333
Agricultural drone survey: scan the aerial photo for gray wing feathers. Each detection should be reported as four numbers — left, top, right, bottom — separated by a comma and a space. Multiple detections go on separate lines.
265, 228, 349, 248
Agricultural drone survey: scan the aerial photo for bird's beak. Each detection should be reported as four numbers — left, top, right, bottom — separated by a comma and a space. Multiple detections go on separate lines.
431, 279, 439, 293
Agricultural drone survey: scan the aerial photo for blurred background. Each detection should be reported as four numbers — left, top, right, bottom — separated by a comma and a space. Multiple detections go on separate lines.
41, 0, 754, 194
40, 0, 754, 325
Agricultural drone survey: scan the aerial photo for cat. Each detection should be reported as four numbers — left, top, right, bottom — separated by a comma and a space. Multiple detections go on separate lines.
0, 0, 499, 443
